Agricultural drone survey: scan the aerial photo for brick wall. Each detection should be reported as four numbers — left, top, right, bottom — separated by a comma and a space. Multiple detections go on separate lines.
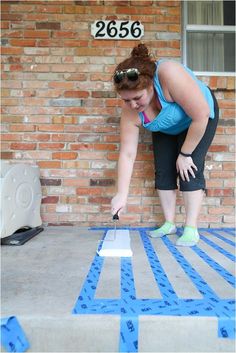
1, 0, 235, 227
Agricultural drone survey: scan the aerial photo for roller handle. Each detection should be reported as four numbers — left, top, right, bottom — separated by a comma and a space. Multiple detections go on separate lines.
112, 209, 120, 220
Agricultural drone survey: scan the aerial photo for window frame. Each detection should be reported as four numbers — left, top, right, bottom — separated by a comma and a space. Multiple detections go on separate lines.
182, 1, 235, 76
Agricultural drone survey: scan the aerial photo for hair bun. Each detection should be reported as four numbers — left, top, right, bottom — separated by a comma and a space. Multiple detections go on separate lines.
131, 43, 149, 58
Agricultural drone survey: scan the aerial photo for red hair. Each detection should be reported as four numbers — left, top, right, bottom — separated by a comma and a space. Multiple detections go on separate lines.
113, 43, 156, 92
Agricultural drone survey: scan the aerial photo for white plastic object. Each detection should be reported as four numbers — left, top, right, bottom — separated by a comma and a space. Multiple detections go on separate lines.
0, 161, 42, 238
97, 229, 132, 257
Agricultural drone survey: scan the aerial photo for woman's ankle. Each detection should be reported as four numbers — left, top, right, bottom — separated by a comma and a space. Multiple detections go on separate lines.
165, 220, 175, 226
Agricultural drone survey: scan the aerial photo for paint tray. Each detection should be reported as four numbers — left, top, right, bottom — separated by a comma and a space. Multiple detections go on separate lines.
97, 229, 132, 257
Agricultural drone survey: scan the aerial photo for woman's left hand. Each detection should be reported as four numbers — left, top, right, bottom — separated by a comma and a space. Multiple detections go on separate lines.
176, 154, 198, 182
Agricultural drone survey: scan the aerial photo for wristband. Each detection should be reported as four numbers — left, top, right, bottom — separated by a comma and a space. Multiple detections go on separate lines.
179, 151, 192, 157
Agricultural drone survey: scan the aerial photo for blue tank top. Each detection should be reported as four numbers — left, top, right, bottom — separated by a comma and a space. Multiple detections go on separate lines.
138, 60, 215, 135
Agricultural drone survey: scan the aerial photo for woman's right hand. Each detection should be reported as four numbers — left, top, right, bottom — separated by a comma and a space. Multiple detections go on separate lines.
111, 193, 127, 217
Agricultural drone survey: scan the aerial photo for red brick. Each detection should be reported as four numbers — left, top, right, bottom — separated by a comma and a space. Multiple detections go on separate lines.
1, 13, 23, 21
1, 151, 13, 159
1, 21, 9, 29
75, 48, 104, 56
1, 3, 10, 12
1, 133, 22, 141
88, 196, 111, 204
63, 179, 89, 187
52, 31, 77, 39
209, 145, 228, 152
209, 171, 234, 179
9, 64, 23, 71
9, 39, 36, 47
130, 1, 153, 5
52, 152, 78, 160
64, 91, 89, 98
37, 39, 63, 47
70, 143, 93, 151
10, 125, 36, 132
38, 161, 61, 169
76, 187, 102, 196
39, 143, 65, 150
11, 4, 35, 12
48, 82, 74, 89
24, 30, 50, 38
207, 189, 233, 197
209, 207, 232, 215
221, 198, 235, 206
223, 162, 235, 170
38, 125, 64, 132
52, 116, 77, 124
51, 134, 76, 142
218, 100, 235, 109
35, 5, 63, 14
36, 22, 61, 30
42, 196, 59, 204
10, 142, 36, 150
1, 47, 23, 55
40, 179, 61, 186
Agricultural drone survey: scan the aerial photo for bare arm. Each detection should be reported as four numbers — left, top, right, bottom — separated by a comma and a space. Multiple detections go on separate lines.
159, 61, 210, 181
159, 61, 210, 153
111, 107, 140, 215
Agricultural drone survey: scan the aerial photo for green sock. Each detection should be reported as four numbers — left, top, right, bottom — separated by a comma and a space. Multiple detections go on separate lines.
148, 221, 176, 238
176, 225, 199, 247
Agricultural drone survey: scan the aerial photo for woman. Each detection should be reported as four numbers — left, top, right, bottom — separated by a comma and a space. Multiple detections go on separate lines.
111, 43, 219, 246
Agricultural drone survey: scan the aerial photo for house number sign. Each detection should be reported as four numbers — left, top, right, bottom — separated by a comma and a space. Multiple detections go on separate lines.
91, 20, 144, 40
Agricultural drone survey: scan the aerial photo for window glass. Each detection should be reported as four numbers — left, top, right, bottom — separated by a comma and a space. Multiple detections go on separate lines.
187, 32, 235, 72
188, 1, 224, 25
186, 1, 235, 73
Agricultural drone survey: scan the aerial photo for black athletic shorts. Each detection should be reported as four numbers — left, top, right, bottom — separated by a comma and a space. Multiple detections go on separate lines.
152, 89, 219, 192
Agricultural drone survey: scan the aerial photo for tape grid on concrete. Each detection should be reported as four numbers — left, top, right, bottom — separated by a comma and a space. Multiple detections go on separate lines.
201, 228, 235, 247
72, 228, 236, 351
191, 246, 235, 287
200, 235, 235, 262
212, 228, 235, 236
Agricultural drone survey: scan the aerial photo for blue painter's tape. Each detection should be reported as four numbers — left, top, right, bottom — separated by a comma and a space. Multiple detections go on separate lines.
72, 249, 104, 313
211, 228, 236, 237
200, 235, 236, 262
192, 246, 235, 287
221, 228, 236, 236
218, 317, 236, 339
205, 229, 236, 247
120, 316, 139, 353
120, 258, 137, 314
119, 257, 139, 352
121, 298, 234, 318
140, 229, 178, 301
1, 316, 30, 352
162, 236, 219, 299
74, 297, 228, 317
72, 227, 235, 351
74, 299, 121, 315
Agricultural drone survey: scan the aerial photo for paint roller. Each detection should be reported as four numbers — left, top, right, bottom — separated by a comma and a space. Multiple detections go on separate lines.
97, 210, 133, 257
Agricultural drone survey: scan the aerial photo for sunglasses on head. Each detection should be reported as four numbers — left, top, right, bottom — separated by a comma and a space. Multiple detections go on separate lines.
113, 68, 140, 84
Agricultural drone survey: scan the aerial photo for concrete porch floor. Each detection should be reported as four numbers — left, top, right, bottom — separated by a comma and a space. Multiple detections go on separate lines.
1, 226, 235, 352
